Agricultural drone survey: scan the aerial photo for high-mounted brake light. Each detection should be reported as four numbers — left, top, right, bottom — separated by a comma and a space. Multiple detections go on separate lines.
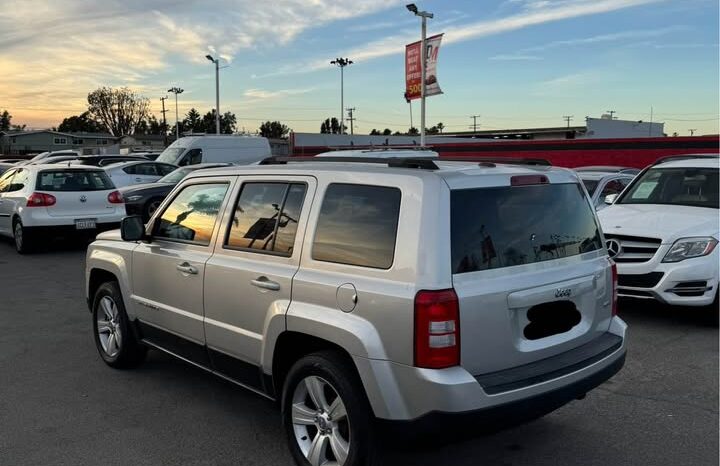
27, 192, 56, 207
414, 289, 460, 369
511, 175, 549, 186
107, 191, 124, 204
610, 259, 618, 316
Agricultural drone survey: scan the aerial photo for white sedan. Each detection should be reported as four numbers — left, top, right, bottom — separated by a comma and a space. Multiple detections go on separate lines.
0, 164, 126, 253
103, 161, 177, 188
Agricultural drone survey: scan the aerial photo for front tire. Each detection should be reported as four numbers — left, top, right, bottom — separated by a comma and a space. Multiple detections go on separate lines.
143, 198, 163, 223
92, 281, 147, 368
281, 352, 376, 466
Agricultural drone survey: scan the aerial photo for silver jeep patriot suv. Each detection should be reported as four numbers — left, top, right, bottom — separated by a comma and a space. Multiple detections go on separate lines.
86, 154, 627, 466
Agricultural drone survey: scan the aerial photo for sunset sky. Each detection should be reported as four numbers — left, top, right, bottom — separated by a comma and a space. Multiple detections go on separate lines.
1, 0, 718, 135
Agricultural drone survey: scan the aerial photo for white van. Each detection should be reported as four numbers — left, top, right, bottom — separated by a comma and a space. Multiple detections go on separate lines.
155, 135, 271, 166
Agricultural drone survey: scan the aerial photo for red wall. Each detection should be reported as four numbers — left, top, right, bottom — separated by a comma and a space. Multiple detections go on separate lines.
292, 136, 719, 168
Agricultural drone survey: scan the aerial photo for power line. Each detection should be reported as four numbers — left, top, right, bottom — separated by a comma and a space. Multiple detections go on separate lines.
562, 115, 574, 128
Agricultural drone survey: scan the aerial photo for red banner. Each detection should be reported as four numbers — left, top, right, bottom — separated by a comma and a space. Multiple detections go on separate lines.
405, 33, 443, 101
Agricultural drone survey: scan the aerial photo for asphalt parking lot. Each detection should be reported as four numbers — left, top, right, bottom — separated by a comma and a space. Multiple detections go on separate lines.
0, 241, 717, 466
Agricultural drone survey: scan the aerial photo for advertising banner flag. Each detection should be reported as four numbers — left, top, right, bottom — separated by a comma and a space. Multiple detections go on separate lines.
405, 33, 443, 101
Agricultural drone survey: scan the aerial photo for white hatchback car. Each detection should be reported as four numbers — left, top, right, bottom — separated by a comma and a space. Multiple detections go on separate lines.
0, 164, 126, 253
103, 161, 177, 188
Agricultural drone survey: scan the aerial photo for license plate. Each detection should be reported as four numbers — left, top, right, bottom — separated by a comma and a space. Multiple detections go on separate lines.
75, 219, 97, 230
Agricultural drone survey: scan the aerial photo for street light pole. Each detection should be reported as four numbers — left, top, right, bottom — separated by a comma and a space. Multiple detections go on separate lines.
168, 87, 184, 140
206, 55, 221, 134
331, 58, 353, 135
407, 4, 433, 147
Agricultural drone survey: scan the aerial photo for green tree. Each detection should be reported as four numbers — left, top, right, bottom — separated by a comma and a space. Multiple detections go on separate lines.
87, 87, 149, 136
382, 128, 392, 136
259, 121, 290, 139
407, 127, 419, 136
0, 110, 12, 131
369, 129, 380, 135
135, 115, 168, 135
58, 111, 104, 133
200, 110, 236, 134
183, 108, 203, 133
320, 117, 345, 134
436, 122, 444, 133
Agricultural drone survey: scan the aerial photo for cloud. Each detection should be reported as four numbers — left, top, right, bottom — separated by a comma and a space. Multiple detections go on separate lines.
489, 54, 543, 60
0, 0, 407, 126
243, 88, 315, 100
267, 0, 665, 76
490, 25, 685, 60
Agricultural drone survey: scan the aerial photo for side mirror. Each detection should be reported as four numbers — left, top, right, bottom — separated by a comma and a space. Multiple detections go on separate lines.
120, 216, 146, 241
604, 193, 619, 205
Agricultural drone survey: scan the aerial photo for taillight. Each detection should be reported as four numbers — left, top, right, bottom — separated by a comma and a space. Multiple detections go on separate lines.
610, 260, 618, 316
510, 175, 549, 186
107, 191, 124, 204
414, 289, 460, 369
26, 192, 56, 207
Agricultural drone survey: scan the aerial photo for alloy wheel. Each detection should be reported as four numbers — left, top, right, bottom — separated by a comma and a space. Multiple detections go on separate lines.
291, 375, 350, 466
96, 296, 122, 357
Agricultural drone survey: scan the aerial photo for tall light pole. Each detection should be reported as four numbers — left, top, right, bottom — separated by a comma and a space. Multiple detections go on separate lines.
168, 87, 184, 140
407, 4, 433, 147
331, 58, 353, 135
206, 54, 221, 134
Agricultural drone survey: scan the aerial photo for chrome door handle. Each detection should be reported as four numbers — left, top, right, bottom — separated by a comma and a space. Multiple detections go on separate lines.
176, 262, 198, 275
250, 277, 280, 291
135, 177, 143, 182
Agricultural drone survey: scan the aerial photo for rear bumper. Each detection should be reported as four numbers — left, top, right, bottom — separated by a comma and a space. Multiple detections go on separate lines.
379, 351, 625, 435
353, 316, 627, 421
25, 222, 120, 237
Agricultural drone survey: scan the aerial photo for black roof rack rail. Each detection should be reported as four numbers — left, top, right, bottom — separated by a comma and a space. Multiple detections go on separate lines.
258, 156, 440, 170
652, 154, 719, 166
437, 156, 551, 167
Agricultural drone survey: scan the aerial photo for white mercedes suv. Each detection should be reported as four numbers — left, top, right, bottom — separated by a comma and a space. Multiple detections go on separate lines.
598, 155, 719, 313
0, 164, 126, 253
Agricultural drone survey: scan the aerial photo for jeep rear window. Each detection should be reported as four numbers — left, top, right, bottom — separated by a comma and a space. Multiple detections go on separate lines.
451, 183, 602, 274
313, 184, 401, 269
37, 170, 114, 191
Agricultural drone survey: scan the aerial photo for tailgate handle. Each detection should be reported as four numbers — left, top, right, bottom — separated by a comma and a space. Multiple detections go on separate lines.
251, 276, 280, 291
176, 262, 198, 275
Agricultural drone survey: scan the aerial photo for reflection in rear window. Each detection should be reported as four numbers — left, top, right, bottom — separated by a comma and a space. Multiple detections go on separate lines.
313, 184, 401, 269
37, 170, 114, 191
451, 183, 602, 274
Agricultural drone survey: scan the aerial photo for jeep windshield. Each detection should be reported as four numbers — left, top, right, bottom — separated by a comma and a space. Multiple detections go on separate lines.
618, 167, 719, 209
451, 183, 602, 274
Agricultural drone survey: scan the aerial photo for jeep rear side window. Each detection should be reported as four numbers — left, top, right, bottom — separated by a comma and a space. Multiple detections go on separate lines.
155, 183, 229, 245
312, 184, 401, 269
451, 183, 602, 274
225, 182, 307, 256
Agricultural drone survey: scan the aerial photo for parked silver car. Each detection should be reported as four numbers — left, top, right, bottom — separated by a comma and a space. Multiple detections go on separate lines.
85, 154, 627, 466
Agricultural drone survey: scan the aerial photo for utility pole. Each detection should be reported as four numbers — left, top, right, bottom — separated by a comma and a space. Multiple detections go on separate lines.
689, 129, 697, 136
167, 87, 184, 141
206, 54, 221, 134
404, 92, 413, 131
563, 115, 574, 128
607, 110, 617, 120
159, 96, 169, 146
331, 58, 353, 135
471, 115, 481, 133
407, 4, 433, 147
346, 107, 356, 135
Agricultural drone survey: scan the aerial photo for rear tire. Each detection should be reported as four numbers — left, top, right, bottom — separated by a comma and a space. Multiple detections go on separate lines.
92, 281, 147, 368
13, 219, 33, 254
281, 351, 377, 466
